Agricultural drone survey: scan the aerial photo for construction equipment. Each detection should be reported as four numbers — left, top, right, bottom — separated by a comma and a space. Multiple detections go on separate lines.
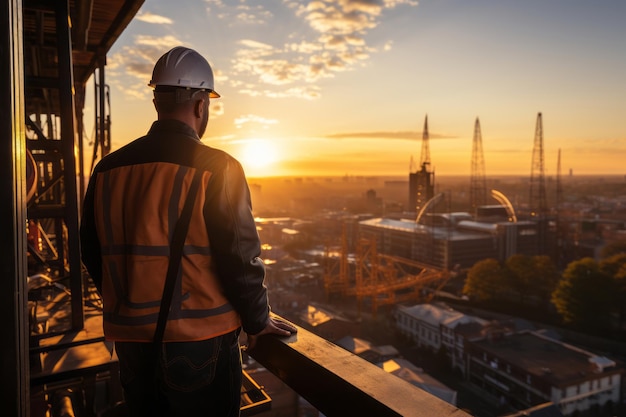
324, 233, 450, 316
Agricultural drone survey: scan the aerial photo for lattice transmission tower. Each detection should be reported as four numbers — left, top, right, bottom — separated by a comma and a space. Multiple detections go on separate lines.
556, 148, 562, 214
529, 112, 547, 217
555, 147, 564, 265
469, 117, 487, 212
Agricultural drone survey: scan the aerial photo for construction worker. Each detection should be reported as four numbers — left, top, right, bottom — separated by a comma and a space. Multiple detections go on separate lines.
80, 46, 296, 417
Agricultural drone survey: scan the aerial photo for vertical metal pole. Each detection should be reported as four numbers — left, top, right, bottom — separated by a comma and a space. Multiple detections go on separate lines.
98, 56, 108, 155
0, 0, 30, 415
91, 70, 100, 173
56, 0, 84, 330
76, 82, 86, 207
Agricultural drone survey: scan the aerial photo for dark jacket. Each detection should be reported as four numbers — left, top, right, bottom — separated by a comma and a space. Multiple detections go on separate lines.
80, 120, 269, 341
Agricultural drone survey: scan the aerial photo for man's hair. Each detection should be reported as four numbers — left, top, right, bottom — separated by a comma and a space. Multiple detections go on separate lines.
153, 86, 208, 114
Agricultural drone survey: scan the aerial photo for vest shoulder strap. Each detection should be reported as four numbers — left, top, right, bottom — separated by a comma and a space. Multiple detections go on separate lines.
154, 168, 204, 343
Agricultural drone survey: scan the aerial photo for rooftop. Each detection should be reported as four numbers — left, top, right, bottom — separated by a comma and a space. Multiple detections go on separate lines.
381, 358, 458, 406
397, 303, 466, 327
360, 216, 499, 241
300, 303, 352, 327
472, 330, 621, 385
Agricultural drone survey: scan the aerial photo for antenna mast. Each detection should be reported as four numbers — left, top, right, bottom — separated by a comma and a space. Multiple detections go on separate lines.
556, 148, 562, 214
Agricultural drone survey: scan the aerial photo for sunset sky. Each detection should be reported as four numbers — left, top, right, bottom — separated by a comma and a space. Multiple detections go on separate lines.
97, 0, 626, 178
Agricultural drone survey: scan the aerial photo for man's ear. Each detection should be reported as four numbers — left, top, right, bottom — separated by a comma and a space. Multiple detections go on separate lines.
194, 98, 205, 118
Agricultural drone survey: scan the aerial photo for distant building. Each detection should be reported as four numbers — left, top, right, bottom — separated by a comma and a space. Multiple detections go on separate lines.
335, 336, 400, 364
557, 217, 626, 263
256, 217, 296, 246
298, 303, 360, 342
335, 336, 373, 355
409, 163, 435, 214
475, 205, 511, 223
395, 303, 488, 365
396, 303, 464, 351
359, 213, 545, 269
361, 345, 400, 364
453, 320, 497, 374
502, 402, 565, 417
467, 330, 623, 416
268, 287, 311, 317
380, 358, 458, 406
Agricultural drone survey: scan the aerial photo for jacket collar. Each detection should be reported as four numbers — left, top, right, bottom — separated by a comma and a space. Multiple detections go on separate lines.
148, 119, 200, 142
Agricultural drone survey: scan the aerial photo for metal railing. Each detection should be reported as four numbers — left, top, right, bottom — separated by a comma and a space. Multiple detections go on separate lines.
248, 315, 472, 417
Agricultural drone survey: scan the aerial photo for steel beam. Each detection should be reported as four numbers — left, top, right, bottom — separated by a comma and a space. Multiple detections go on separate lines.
0, 0, 30, 415
249, 315, 471, 417
55, 0, 84, 330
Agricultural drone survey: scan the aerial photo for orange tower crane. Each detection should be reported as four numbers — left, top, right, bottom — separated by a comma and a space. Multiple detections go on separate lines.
324, 232, 450, 315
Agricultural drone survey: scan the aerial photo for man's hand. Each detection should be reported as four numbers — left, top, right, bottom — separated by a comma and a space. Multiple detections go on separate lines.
245, 317, 297, 351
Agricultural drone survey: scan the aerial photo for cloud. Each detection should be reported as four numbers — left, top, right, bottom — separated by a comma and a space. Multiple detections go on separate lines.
205, 0, 225, 11
300, 1, 380, 34
288, 41, 323, 54
135, 12, 174, 24
206, 0, 273, 23
107, 35, 184, 99
233, 40, 314, 86
230, 0, 418, 98
111, 1, 418, 102
238, 39, 274, 51
234, 114, 279, 128
238, 86, 321, 100
236, 4, 274, 23
211, 101, 225, 117
326, 130, 451, 140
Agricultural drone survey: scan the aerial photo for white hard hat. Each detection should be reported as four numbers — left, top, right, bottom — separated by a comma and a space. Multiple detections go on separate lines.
149, 46, 220, 98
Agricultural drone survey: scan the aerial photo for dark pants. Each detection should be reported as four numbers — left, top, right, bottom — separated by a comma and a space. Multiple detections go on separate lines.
115, 330, 242, 417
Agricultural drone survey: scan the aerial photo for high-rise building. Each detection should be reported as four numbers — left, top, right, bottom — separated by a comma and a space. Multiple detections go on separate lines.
409, 164, 435, 215
409, 115, 435, 213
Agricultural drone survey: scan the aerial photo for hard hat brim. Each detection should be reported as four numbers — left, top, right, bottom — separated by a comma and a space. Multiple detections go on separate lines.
149, 83, 221, 99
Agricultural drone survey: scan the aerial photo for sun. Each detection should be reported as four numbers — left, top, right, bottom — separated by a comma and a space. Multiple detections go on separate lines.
240, 139, 280, 174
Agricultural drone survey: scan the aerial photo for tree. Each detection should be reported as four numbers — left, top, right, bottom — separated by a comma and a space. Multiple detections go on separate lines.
463, 258, 508, 303
531, 255, 560, 303
600, 253, 626, 330
600, 241, 626, 259
551, 257, 615, 332
505, 254, 534, 305
503, 255, 559, 307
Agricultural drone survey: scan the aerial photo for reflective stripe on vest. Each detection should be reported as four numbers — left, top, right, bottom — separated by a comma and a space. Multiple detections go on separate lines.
94, 162, 241, 342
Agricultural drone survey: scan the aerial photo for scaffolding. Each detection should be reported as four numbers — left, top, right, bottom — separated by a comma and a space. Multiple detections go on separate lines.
4, 1, 276, 415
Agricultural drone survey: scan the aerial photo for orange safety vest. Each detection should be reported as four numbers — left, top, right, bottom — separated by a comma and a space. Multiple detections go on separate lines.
93, 161, 241, 342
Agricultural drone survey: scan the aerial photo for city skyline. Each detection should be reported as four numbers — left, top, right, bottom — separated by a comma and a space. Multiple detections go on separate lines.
94, 0, 625, 178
